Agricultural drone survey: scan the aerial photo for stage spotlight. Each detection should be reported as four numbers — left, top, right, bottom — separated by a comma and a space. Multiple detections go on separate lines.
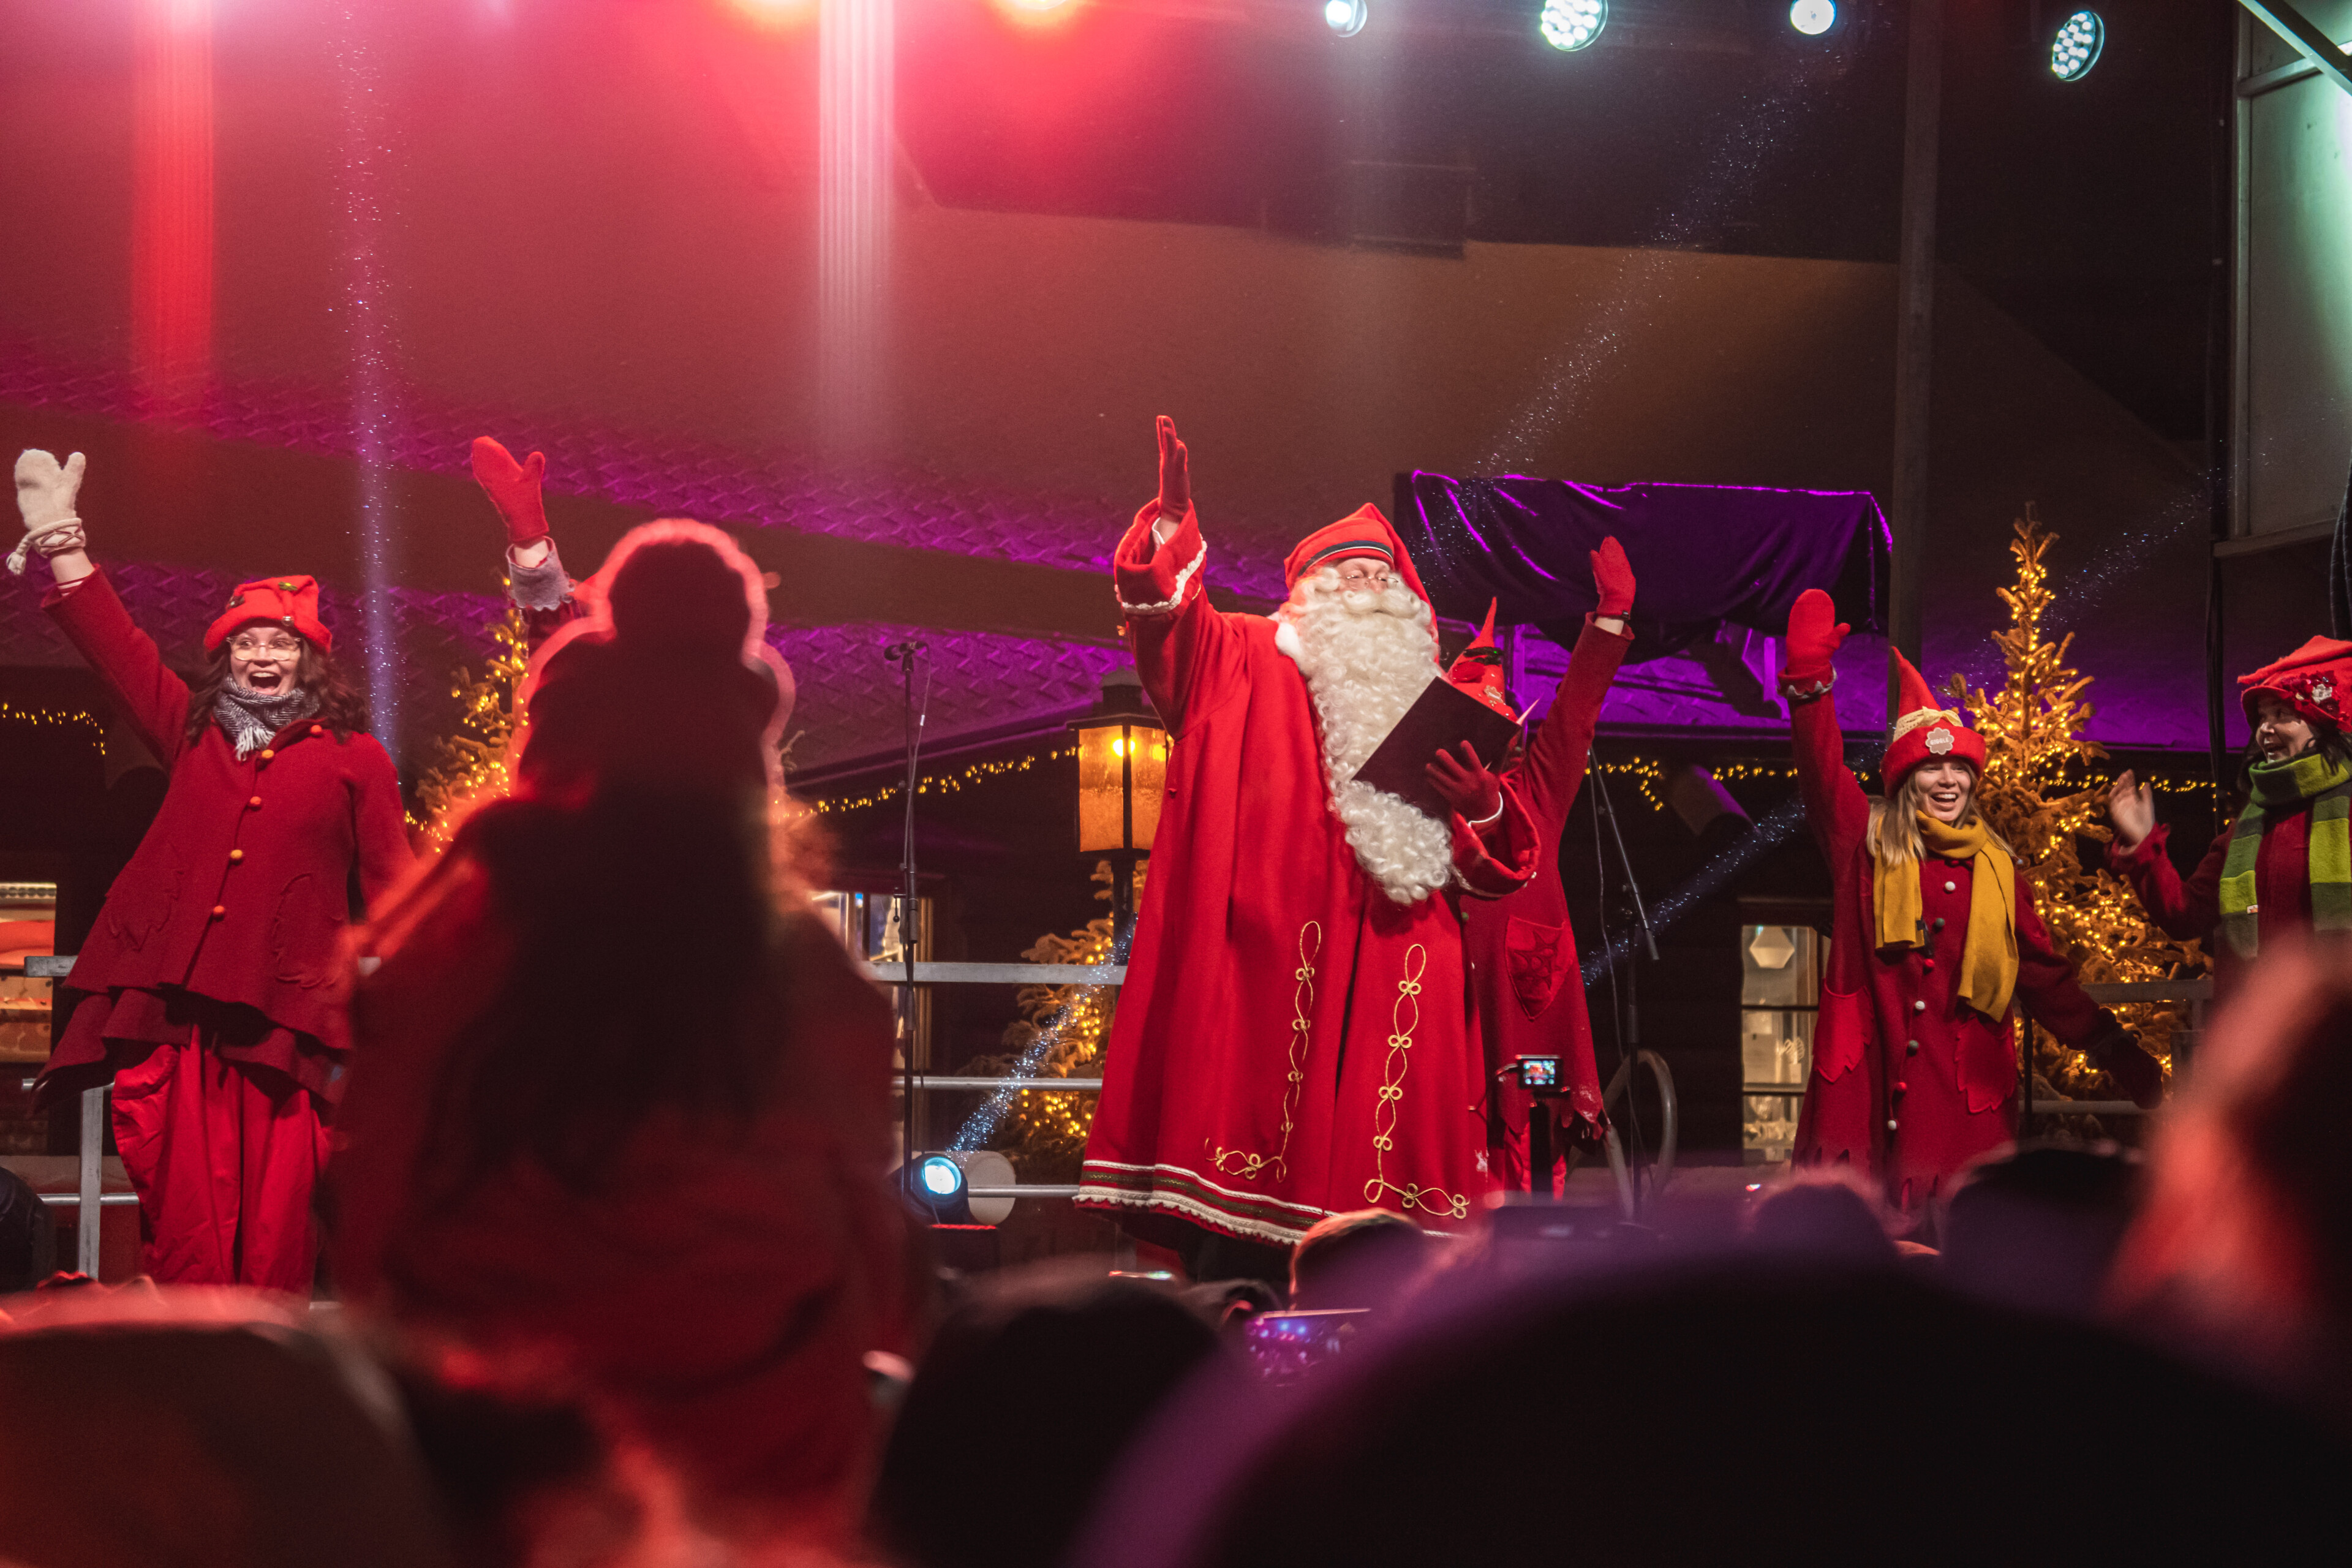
1540, 0, 1607, 53
903, 1153, 972, 1223
1789, 0, 1836, 36
723, 0, 816, 29
1324, 0, 1367, 37
2049, 10, 2103, 81
994, 0, 1084, 23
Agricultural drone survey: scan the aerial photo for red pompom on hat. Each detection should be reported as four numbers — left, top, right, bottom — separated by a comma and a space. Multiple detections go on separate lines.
204, 575, 331, 655
1881, 649, 1984, 791
1281, 504, 1432, 608
1446, 600, 1517, 720
2238, 635, 2352, 732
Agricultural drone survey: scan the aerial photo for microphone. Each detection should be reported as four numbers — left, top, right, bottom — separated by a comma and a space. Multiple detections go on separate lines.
884, 640, 928, 662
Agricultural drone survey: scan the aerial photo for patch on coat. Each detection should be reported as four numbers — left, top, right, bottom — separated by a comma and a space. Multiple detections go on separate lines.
1506, 916, 1568, 1020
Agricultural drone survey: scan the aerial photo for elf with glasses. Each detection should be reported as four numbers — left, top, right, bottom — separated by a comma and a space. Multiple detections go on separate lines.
10, 448, 410, 1291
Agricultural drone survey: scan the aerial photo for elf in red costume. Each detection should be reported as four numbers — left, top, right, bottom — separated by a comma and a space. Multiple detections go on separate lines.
10, 448, 410, 1291
2109, 636, 2352, 995
1077, 418, 1539, 1257
1453, 540, 1635, 1189
1780, 589, 2159, 1212
328, 445, 905, 1548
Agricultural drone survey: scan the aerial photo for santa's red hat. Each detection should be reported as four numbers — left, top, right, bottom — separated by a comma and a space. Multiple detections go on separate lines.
1282, 505, 1431, 608
1881, 650, 1984, 791
205, 574, 331, 655
1446, 600, 1516, 720
2239, 635, 2352, 732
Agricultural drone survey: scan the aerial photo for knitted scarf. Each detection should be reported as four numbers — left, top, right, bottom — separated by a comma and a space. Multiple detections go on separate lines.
213, 679, 319, 760
1872, 813, 2018, 1022
2219, 751, 2352, 959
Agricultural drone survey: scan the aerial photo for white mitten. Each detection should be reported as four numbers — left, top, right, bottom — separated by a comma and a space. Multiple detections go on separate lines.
9, 449, 87, 576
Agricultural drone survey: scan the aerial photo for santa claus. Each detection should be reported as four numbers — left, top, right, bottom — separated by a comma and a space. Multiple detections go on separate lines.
1076, 419, 1538, 1268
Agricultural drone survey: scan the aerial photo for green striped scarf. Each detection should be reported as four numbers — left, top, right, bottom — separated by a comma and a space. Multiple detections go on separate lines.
2220, 751, 2352, 958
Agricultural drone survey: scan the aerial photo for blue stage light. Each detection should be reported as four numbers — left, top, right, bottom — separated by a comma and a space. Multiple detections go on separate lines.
1540, 0, 1606, 52
1789, 0, 1835, 36
2050, 10, 2103, 81
916, 1154, 965, 1200
1324, 0, 1367, 37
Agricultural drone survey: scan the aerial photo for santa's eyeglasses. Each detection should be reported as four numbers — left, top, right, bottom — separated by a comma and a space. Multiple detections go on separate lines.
1334, 562, 1395, 589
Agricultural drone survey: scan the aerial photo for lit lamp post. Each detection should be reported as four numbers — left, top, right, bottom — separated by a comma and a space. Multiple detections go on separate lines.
1071, 671, 1166, 947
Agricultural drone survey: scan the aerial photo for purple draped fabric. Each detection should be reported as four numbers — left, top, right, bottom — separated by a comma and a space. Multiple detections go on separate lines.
1393, 473, 1890, 662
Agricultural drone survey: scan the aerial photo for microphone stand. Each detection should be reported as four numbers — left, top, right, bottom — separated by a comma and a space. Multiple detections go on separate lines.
1586, 746, 1659, 1197
886, 640, 929, 1191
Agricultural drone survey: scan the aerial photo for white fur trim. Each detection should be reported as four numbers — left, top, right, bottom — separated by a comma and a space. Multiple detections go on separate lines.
1118, 539, 1207, 619
1273, 617, 1305, 667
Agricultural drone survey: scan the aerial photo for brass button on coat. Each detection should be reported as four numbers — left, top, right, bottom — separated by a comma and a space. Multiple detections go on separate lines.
247, 796, 263, 809
258, 748, 275, 762
209, 905, 225, 919
228, 850, 243, 863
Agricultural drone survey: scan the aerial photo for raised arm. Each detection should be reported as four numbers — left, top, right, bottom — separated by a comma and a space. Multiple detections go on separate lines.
16, 451, 190, 767
2106, 771, 2225, 941
1781, 589, 1868, 864
470, 437, 584, 654
1116, 418, 1247, 729
1517, 536, 1635, 827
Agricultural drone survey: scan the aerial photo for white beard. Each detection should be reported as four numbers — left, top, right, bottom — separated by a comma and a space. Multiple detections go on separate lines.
1284, 572, 1455, 906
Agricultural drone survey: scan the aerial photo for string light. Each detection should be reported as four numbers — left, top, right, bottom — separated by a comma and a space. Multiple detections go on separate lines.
806, 744, 1080, 814
0, 703, 102, 733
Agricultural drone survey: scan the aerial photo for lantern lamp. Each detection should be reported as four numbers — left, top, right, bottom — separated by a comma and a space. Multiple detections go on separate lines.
1072, 670, 1167, 937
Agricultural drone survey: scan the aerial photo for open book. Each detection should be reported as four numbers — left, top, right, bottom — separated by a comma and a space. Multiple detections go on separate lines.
1352, 677, 1523, 821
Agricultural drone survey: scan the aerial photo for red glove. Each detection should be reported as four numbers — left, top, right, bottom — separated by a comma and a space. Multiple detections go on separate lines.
1783, 588, 1848, 686
1155, 415, 1191, 521
2093, 1030, 2166, 1112
470, 436, 550, 548
1591, 535, 1634, 619
1425, 743, 1502, 823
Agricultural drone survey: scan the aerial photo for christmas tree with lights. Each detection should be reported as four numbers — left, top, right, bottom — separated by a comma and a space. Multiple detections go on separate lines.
1954, 509, 2206, 1106
964, 861, 1137, 1182
409, 607, 532, 851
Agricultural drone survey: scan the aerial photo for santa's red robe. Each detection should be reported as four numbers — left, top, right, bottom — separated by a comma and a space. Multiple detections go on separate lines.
1463, 616, 1630, 1188
1076, 503, 1538, 1245
1790, 687, 2117, 1209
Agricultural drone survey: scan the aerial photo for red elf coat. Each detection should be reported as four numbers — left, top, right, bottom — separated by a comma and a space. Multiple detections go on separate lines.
1790, 685, 2117, 1210
1075, 503, 1539, 1245
1463, 615, 1631, 1187
2109, 820, 2298, 998
39, 569, 411, 1101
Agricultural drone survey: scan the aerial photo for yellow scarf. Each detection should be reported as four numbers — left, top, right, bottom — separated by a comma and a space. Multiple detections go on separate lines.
1872, 813, 2018, 1021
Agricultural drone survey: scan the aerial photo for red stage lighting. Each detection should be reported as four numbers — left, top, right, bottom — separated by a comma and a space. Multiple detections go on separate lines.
723, 0, 816, 31
992, 0, 1087, 29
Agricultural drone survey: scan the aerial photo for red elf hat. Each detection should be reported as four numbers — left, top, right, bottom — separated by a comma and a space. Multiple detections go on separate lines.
1281, 504, 1432, 609
2238, 635, 2352, 731
1881, 649, 1983, 791
1446, 600, 1517, 720
205, 575, 332, 655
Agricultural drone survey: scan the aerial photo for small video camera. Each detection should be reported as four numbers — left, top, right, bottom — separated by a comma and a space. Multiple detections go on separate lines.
1504, 1055, 1561, 1091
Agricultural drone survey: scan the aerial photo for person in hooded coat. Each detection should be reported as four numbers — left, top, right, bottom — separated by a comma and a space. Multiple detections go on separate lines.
10, 448, 410, 1291
1780, 589, 2160, 1213
327, 461, 907, 1548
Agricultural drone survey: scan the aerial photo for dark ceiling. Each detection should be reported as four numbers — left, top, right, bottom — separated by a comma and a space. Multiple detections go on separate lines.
898, 0, 2230, 442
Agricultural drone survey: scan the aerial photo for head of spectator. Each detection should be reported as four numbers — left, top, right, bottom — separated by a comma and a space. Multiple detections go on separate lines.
870, 1263, 1219, 1568
1942, 1142, 2142, 1319
518, 518, 796, 805
1289, 1209, 1431, 1311
2111, 938, 2352, 1407
1071, 1252, 2352, 1568
0, 1167, 55, 1294
1744, 1170, 1898, 1265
